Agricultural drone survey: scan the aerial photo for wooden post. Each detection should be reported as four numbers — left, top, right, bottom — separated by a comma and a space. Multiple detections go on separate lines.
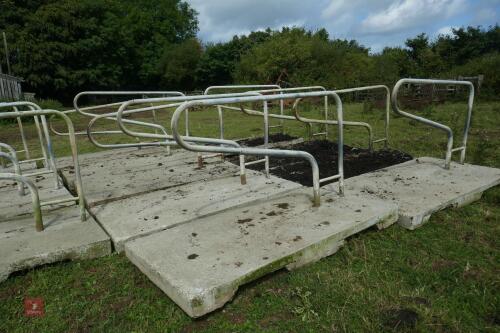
2, 32, 11, 75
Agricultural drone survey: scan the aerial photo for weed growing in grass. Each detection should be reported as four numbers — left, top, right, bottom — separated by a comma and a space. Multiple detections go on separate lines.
290, 287, 319, 322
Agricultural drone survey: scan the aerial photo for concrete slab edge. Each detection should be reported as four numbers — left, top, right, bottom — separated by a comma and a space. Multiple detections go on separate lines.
0, 238, 111, 283
399, 179, 500, 230
126, 205, 398, 317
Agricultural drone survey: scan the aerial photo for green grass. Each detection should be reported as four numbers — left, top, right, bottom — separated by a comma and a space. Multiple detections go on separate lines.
0, 101, 499, 332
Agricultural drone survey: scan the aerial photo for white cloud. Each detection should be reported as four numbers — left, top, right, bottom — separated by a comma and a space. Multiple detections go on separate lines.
436, 26, 456, 36
187, 0, 321, 42
358, 0, 467, 35
184, 0, 498, 50
322, 0, 347, 18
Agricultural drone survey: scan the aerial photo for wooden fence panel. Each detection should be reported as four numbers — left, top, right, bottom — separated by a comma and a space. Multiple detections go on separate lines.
0, 73, 23, 101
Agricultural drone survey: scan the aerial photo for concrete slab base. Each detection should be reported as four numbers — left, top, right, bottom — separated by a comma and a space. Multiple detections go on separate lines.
0, 161, 39, 173
0, 205, 111, 282
57, 146, 168, 168
329, 157, 500, 230
93, 170, 301, 252
125, 189, 398, 317
0, 175, 74, 220
60, 148, 237, 207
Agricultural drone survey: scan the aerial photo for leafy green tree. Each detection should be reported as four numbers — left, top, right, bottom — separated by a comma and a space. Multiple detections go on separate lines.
195, 30, 272, 87
0, 0, 198, 100
405, 33, 444, 76
158, 38, 202, 91
234, 27, 372, 89
434, 25, 500, 66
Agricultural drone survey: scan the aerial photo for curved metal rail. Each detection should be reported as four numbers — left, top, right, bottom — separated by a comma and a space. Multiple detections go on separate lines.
213, 86, 328, 175
0, 146, 24, 195
0, 102, 60, 187
0, 113, 31, 162
249, 86, 330, 137
0, 173, 43, 231
222, 85, 378, 151
291, 85, 391, 150
171, 91, 345, 207
291, 98, 374, 150
49, 91, 186, 153
204, 85, 282, 138
202, 85, 284, 163
392, 78, 474, 169
0, 108, 88, 222
84, 93, 258, 162
113, 94, 261, 177
334, 85, 390, 149
0, 103, 47, 168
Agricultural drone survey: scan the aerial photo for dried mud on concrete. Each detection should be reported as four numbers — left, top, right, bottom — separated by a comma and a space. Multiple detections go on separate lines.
232, 139, 413, 186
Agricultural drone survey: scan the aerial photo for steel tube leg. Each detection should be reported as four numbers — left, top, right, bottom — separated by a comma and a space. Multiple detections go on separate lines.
239, 155, 247, 185
16, 117, 31, 159
0, 146, 4, 168
324, 96, 329, 138
264, 101, 270, 178
39, 113, 60, 188
460, 85, 475, 164
279, 97, 284, 132
0, 151, 24, 195
33, 115, 49, 168
0, 174, 43, 231
218, 105, 225, 161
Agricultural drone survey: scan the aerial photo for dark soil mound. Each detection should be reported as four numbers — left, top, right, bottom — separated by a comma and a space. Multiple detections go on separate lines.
231, 139, 413, 186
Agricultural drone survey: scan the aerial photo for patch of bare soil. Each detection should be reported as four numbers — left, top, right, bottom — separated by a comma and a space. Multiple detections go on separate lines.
231, 139, 413, 186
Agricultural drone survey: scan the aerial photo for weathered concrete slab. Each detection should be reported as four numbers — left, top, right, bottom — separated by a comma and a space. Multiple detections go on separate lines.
60, 148, 235, 207
0, 205, 111, 282
125, 189, 398, 317
93, 170, 301, 252
331, 157, 500, 230
0, 175, 73, 220
0, 160, 38, 173
57, 146, 161, 168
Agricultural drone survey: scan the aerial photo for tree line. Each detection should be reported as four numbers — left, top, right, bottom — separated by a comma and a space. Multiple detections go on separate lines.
1, 0, 499, 101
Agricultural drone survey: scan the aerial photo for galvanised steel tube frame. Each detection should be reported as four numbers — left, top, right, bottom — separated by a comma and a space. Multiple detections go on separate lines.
203, 85, 283, 163
0, 102, 60, 187
0, 104, 46, 168
0, 108, 87, 222
80, 92, 254, 158
290, 85, 391, 150
221, 86, 329, 176
249, 86, 330, 138
0, 111, 31, 167
111, 92, 260, 170
170, 90, 345, 207
49, 91, 185, 137
0, 144, 24, 195
86, 111, 178, 150
0, 173, 43, 231
292, 98, 374, 151
392, 78, 474, 169
0, 146, 54, 195
225, 86, 374, 151
69, 91, 186, 155
204, 85, 283, 134
334, 85, 391, 149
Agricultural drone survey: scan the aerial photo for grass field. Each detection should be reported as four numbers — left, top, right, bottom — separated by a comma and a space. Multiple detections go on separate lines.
0, 99, 499, 332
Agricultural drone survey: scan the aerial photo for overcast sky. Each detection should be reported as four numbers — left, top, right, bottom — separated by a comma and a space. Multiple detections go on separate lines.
185, 0, 499, 52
